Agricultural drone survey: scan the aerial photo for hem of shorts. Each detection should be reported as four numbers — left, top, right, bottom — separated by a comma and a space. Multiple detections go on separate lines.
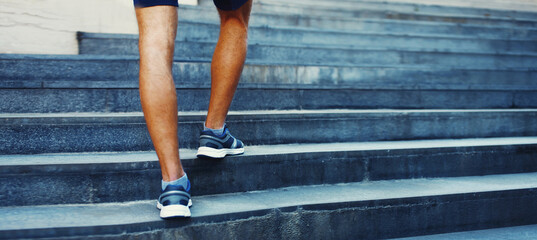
134, 3, 178, 8
214, 0, 249, 11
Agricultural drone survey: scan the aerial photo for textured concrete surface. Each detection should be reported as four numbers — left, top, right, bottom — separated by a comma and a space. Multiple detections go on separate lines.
6, 0, 536, 55
2, 86, 537, 113
1, 173, 537, 239
248, 0, 537, 19
1, 109, 537, 154
391, 224, 537, 240
0, 0, 137, 55
0, 0, 197, 55
78, 39, 537, 68
177, 5, 537, 40
183, 1, 537, 28
2, 137, 536, 206
171, 21, 537, 42
1, 0, 535, 238
78, 25, 537, 55
4, 54, 535, 84
369, 0, 537, 13
3, 136, 536, 166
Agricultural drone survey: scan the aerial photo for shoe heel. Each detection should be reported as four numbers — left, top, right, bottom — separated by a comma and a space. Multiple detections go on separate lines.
197, 147, 227, 158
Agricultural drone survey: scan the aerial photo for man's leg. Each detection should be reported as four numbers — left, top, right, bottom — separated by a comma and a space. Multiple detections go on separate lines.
196, 0, 252, 159
136, 5, 183, 183
135, 4, 191, 218
205, 0, 253, 129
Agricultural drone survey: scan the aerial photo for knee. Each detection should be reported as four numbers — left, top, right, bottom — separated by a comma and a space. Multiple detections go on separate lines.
218, 2, 251, 33
139, 31, 176, 53
219, 14, 249, 33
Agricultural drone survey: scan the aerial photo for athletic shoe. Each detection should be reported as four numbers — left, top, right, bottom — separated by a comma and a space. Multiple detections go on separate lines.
157, 181, 193, 218
197, 125, 244, 159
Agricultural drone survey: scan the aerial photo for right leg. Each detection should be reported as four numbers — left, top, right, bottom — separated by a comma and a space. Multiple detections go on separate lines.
136, 4, 183, 184
135, 2, 191, 218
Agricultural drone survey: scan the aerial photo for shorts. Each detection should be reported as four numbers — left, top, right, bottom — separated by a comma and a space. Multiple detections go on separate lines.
134, 0, 249, 11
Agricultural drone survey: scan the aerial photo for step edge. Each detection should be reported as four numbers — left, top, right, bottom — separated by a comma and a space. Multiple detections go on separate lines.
4, 81, 537, 92
79, 39, 537, 58
2, 54, 537, 71
78, 25, 537, 42
255, 0, 537, 17
177, 10, 537, 32
1, 136, 536, 168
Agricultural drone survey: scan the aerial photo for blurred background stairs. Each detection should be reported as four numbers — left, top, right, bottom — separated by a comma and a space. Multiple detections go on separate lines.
1, 0, 537, 238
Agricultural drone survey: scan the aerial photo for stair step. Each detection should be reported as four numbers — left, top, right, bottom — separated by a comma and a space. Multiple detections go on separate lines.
178, 6, 537, 39
4, 82, 537, 113
390, 224, 537, 240
78, 24, 537, 55
249, 0, 537, 21
362, 0, 537, 14
248, 0, 537, 20
2, 173, 537, 239
181, 2, 537, 29
174, 20, 537, 42
3, 54, 534, 84
2, 137, 536, 206
1, 0, 535, 239
77, 38, 537, 69
1, 109, 537, 154
2, 55, 536, 113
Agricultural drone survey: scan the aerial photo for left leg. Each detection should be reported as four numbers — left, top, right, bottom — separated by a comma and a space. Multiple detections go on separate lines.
196, 0, 252, 159
205, 0, 253, 129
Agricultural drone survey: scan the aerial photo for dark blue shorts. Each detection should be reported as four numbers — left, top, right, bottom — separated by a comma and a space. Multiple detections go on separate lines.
134, 0, 249, 10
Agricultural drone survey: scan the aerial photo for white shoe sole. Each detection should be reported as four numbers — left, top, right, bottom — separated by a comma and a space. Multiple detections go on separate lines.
197, 147, 244, 159
157, 199, 193, 218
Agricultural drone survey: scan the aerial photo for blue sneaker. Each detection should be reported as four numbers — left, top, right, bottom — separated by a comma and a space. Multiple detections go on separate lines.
157, 181, 193, 218
197, 125, 244, 159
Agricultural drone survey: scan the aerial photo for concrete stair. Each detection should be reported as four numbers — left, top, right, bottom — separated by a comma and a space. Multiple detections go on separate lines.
391, 224, 537, 240
1, 0, 537, 238
3, 173, 537, 239
79, 23, 537, 55
180, 0, 536, 28
364, 0, 537, 13
2, 110, 537, 154
2, 137, 537, 207
2, 55, 536, 113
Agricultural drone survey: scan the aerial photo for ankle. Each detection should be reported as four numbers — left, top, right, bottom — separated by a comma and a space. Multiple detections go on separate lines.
204, 121, 225, 130
162, 173, 189, 191
204, 123, 226, 135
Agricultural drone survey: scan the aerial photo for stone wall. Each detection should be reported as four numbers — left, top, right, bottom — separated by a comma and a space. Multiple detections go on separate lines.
0, 0, 197, 54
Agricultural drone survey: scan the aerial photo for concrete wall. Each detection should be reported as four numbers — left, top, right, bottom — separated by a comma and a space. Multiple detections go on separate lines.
0, 0, 197, 55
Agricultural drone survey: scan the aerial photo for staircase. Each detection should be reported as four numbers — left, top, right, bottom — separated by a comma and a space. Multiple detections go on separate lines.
1, 0, 537, 238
